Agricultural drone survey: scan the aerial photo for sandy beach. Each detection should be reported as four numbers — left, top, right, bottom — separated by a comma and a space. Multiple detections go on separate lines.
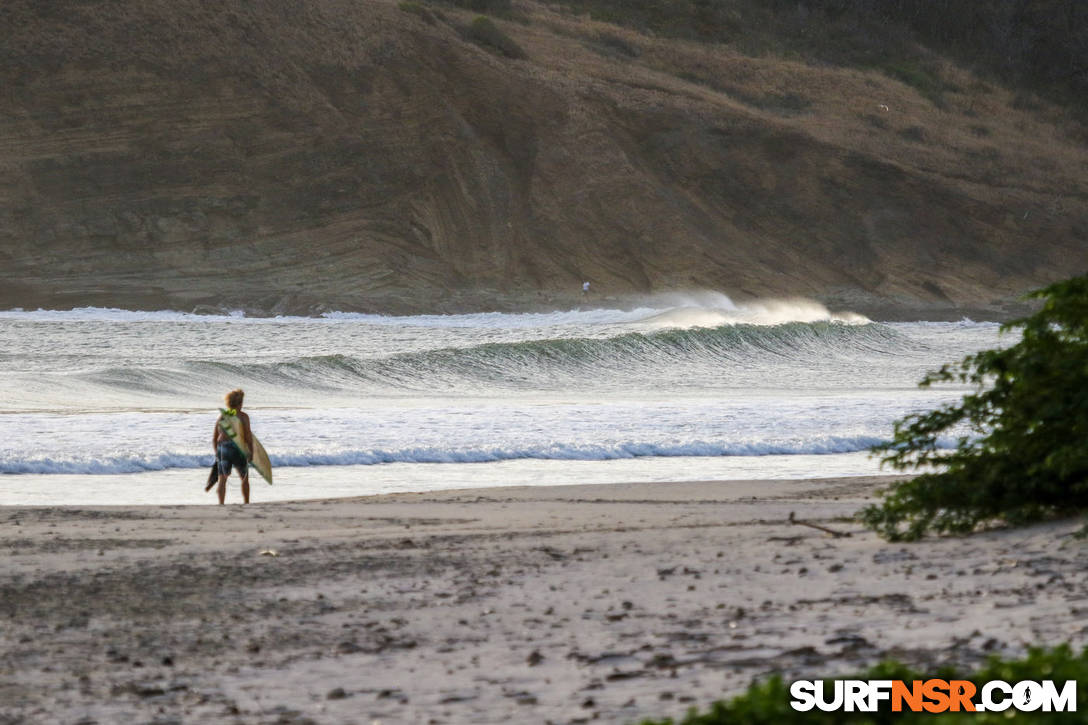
2, 475, 1086, 724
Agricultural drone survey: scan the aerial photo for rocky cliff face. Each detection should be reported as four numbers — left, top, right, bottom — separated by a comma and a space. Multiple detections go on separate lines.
2, 0, 1086, 317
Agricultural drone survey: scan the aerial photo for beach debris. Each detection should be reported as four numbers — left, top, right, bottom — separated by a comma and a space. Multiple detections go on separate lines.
326, 687, 348, 700
439, 692, 476, 704
114, 680, 187, 699
647, 653, 677, 669
259, 549, 279, 557
788, 511, 851, 538
105, 647, 128, 663
538, 546, 567, 560
132, 682, 166, 698
782, 645, 823, 663
527, 649, 544, 666
873, 548, 917, 564
504, 688, 539, 705
826, 633, 872, 651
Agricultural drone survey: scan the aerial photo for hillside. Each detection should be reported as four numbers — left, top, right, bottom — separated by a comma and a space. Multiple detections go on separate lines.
1, 0, 1086, 318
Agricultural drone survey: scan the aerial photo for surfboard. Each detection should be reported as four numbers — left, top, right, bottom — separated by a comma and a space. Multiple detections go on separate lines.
218, 409, 273, 484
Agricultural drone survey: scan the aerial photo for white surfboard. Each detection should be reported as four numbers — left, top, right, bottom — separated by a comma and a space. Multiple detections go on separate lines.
218, 409, 272, 484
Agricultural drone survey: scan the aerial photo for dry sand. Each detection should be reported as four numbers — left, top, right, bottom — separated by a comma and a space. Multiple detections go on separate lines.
2, 476, 1086, 724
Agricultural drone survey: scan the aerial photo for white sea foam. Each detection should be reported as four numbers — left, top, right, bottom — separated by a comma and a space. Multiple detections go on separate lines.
0, 304, 652, 326
0, 304, 662, 327
0, 434, 935, 474
0, 291, 870, 329
0, 306, 250, 323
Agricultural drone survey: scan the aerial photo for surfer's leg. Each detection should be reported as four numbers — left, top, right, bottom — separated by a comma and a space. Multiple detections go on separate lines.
235, 453, 250, 504
216, 443, 233, 505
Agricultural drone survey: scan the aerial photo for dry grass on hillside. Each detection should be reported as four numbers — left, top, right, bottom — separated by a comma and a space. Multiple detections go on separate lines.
495, 2, 1088, 202
1, 0, 1084, 315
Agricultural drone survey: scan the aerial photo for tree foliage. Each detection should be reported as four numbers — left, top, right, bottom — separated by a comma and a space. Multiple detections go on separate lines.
639, 644, 1088, 724
863, 275, 1088, 541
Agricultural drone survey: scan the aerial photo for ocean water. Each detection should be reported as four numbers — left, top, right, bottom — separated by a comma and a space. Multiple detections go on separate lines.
0, 295, 1004, 505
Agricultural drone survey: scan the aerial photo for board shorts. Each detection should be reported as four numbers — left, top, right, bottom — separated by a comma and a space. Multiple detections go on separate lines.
217, 441, 248, 478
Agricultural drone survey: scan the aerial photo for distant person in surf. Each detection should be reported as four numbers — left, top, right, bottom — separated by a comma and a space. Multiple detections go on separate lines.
211, 389, 253, 505
582, 281, 590, 296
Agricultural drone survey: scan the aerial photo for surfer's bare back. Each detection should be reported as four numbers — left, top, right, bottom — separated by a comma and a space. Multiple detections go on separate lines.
213, 389, 254, 504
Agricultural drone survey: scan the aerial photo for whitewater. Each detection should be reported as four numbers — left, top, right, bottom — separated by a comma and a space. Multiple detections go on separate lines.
0, 296, 1003, 505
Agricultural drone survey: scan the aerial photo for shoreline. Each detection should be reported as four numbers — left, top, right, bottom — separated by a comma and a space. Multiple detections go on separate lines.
0, 453, 893, 507
3, 475, 1086, 724
0, 470, 893, 509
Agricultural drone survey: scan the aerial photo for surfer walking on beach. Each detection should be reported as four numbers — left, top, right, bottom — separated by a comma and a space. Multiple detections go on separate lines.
213, 389, 253, 505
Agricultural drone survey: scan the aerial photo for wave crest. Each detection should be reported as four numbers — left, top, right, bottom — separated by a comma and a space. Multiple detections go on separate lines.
68, 320, 907, 394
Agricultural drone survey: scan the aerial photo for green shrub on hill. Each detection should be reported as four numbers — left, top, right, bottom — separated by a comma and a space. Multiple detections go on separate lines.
549, 0, 1088, 116
464, 16, 527, 59
880, 60, 950, 109
864, 274, 1088, 541
429, 0, 516, 20
398, 2, 437, 24
462, 0, 513, 15
591, 31, 642, 58
639, 645, 1088, 724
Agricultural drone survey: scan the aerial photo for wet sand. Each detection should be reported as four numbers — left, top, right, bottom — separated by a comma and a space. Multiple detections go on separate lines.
2, 476, 1086, 724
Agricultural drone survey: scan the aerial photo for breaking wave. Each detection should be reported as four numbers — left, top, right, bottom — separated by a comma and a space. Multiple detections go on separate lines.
68, 320, 910, 394
0, 293, 866, 329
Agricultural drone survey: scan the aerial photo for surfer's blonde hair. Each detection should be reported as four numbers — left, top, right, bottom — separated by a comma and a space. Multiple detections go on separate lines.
225, 389, 245, 409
